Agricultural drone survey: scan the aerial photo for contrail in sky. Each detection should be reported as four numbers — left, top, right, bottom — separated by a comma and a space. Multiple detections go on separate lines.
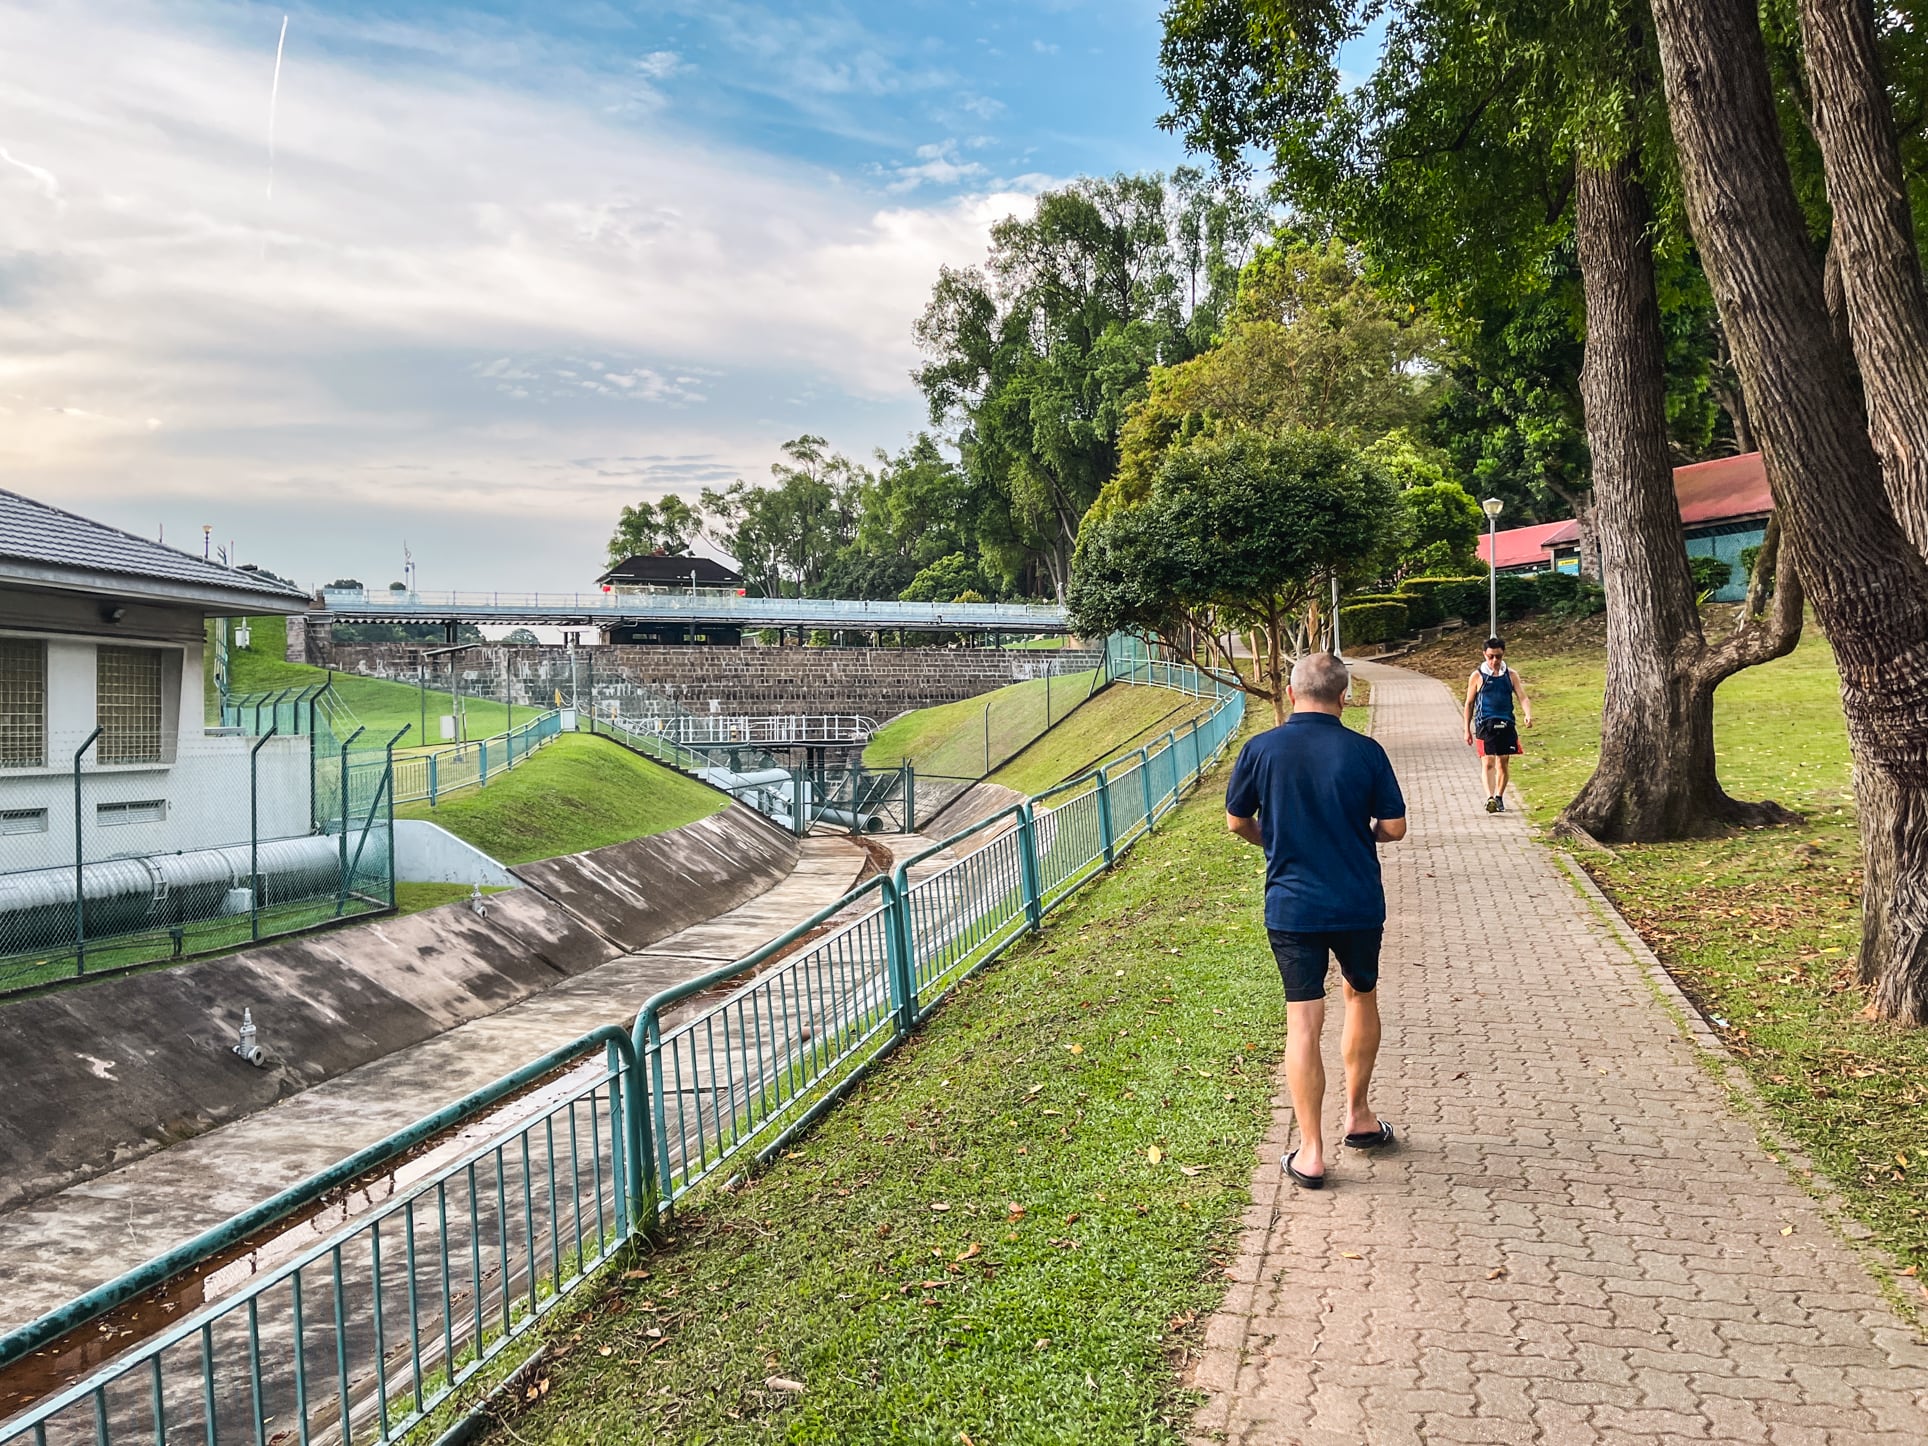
267, 14, 288, 200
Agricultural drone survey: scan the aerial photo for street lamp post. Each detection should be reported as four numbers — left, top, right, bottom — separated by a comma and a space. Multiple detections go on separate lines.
1482, 498, 1505, 639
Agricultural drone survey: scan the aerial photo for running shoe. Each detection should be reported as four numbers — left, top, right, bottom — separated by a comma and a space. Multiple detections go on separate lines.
1484, 796, 1499, 813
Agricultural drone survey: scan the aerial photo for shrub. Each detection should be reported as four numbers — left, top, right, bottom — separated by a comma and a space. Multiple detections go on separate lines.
1533, 570, 1605, 619
1494, 571, 1538, 621
1690, 554, 1733, 595
1395, 584, 1444, 629
1738, 543, 1762, 579
1339, 600, 1410, 646
1400, 574, 1487, 625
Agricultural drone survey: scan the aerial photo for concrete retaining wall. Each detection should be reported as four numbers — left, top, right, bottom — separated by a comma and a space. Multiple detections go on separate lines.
309, 639, 1102, 722
393, 819, 521, 888
0, 804, 797, 1212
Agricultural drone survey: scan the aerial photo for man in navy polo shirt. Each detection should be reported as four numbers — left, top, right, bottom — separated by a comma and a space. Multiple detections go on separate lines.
1226, 652, 1407, 1189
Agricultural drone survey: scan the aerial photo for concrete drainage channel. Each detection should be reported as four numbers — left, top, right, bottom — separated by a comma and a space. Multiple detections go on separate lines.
0, 827, 878, 1443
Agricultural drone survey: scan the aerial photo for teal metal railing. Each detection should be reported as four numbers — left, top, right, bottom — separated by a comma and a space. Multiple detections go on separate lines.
0, 642, 1243, 1445
389, 711, 564, 806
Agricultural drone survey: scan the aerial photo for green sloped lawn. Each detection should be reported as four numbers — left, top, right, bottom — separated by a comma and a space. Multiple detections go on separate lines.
396, 734, 726, 864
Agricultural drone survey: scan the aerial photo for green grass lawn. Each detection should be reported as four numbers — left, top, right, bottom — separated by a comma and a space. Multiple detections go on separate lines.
1401, 616, 1927, 1286
396, 734, 726, 865
989, 682, 1211, 796
864, 671, 1100, 782
487, 738, 1283, 1444
217, 615, 523, 742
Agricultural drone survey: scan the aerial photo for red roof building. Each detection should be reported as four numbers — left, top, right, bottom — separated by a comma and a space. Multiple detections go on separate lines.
1476, 453, 1773, 600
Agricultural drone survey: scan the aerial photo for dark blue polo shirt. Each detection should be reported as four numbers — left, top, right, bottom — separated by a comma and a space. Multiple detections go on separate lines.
1224, 712, 1407, 932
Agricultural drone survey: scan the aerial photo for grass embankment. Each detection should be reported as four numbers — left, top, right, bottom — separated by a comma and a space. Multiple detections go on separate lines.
1401, 617, 1928, 1280
217, 615, 521, 742
988, 683, 1214, 796
864, 671, 1100, 782
396, 734, 725, 865
491, 750, 1284, 1444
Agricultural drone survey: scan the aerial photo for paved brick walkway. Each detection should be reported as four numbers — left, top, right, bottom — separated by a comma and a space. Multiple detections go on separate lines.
1190, 664, 1928, 1445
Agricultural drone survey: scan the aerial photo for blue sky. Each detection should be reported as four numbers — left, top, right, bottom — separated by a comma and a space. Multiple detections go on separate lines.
0, 1, 1365, 591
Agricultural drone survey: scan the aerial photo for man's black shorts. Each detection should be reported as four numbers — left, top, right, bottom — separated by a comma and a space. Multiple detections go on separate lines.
1267, 927, 1383, 1003
1476, 717, 1521, 756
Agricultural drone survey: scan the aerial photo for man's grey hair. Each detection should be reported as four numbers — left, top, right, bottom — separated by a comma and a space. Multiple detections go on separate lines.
1290, 652, 1351, 705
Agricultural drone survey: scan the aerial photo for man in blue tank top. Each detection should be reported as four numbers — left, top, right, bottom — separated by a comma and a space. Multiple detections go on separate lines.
1226, 652, 1407, 1189
1462, 636, 1534, 814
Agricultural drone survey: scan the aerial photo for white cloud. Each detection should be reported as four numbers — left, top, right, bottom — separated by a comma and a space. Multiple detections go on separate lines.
634, 50, 686, 80
0, 1, 1047, 587
887, 140, 989, 191
0, 144, 61, 204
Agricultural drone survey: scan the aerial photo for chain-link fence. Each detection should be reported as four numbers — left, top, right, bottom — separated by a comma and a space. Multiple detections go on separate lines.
885, 655, 1105, 818
0, 719, 400, 998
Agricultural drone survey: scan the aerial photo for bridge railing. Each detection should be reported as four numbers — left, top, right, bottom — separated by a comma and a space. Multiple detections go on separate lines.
0, 643, 1247, 1446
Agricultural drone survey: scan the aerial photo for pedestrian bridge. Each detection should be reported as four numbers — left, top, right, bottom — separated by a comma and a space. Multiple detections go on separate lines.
314, 587, 1073, 635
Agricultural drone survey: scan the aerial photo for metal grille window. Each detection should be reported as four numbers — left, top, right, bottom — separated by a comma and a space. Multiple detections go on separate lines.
97, 798, 166, 825
0, 807, 47, 834
0, 638, 46, 767
96, 646, 165, 764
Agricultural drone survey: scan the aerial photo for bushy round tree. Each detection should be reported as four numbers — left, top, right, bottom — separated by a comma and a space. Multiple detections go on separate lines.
1069, 430, 1399, 722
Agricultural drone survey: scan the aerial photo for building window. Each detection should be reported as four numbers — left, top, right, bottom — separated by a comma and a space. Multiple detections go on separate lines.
0, 807, 48, 835
0, 638, 46, 768
97, 799, 167, 825
96, 647, 165, 764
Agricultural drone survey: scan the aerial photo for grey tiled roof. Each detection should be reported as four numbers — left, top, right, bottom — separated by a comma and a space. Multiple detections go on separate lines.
0, 489, 309, 600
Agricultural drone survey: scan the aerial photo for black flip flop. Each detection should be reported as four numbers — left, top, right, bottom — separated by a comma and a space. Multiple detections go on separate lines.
1283, 1149, 1325, 1189
1343, 1121, 1397, 1150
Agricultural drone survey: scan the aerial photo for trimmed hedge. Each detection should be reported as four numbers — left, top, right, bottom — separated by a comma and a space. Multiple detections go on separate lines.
1340, 599, 1410, 645
1395, 585, 1444, 629
1400, 574, 1488, 625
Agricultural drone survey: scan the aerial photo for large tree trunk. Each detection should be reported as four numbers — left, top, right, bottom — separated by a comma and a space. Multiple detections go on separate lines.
1649, 0, 1928, 1025
1800, 0, 1928, 553
1560, 160, 1800, 842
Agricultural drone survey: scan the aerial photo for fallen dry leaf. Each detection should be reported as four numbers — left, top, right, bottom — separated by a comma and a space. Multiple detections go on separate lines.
1780, 1225, 1795, 1236
1340, 1251, 1363, 1260
765, 1376, 806, 1394
956, 1242, 982, 1262
930, 1202, 952, 1213
1178, 1165, 1205, 1177
1487, 1267, 1507, 1280
1147, 1145, 1164, 1165
1068, 1044, 1084, 1055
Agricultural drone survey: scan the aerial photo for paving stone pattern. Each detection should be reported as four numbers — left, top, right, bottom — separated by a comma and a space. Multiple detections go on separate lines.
1190, 664, 1928, 1445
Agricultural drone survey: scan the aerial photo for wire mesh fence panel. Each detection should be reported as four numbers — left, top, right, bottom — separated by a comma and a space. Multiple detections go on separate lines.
0, 712, 402, 997
0, 1036, 637, 1446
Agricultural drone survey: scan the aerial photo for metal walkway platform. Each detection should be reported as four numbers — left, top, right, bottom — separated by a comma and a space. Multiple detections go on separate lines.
314, 588, 1072, 635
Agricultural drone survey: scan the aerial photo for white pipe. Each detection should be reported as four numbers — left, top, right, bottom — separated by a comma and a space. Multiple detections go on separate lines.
0, 836, 342, 913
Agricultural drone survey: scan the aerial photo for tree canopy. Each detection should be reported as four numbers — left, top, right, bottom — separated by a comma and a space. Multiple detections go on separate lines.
1069, 430, 1399, 721
914, 170, 1270, 600
1105, 235, 1445, 511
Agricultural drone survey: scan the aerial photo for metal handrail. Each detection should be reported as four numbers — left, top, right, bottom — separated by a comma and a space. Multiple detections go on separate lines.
0, 636, 1243, 1445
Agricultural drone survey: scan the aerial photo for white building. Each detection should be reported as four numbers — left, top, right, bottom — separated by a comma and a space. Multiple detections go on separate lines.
0, 490, 314, 876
